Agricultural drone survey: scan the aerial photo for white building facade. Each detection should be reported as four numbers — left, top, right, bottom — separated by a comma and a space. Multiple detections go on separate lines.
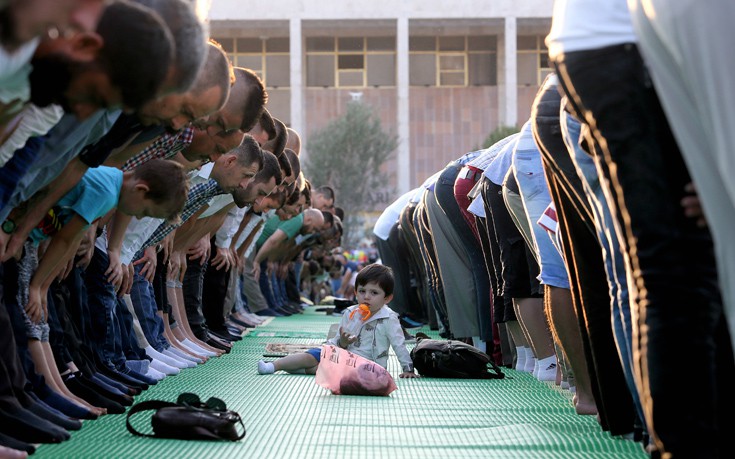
209, 0, 553, 201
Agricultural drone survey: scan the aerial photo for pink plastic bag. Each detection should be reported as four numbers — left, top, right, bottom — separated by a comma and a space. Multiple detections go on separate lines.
315, 345, 397, 396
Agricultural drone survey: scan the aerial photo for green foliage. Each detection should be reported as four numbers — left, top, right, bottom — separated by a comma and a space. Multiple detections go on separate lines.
305, 101, 397, 245
481, 125, 520, 149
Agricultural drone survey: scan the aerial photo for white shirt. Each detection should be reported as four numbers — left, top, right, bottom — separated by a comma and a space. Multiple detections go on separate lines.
0, 104, 63, 167
0, 38, 38, 105
119, 162, 214, 264
373, 189, 415, 241
199, 194, 234, 219
483, 134, 520, 186
236, 209, 274, 258
214, 205, 247, 249
546, 0, 637, 59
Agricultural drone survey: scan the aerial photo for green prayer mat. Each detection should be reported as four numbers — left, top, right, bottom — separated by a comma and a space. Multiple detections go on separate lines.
34, 308, 648, 459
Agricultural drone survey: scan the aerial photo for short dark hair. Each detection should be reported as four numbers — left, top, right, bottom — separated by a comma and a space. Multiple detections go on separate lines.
232, 67, 267, 132
232, 150, 279, 207
284, 148, 300, 178
322, 210, 334, 228
262, 117, 287, 157
133, 0, 206, 92
277, 151, 292, 180
315, 185, 335, 201
208, 38, 236, 85
191, 41, 232, 111
133, 158, 188, 221
334, 207, 345, 221
259, 109, 276, 140
256, 150, 282, 185
96, 1, 174, 109
286, 187, 301, 206
268, 188, 287, 209
355, 263, 394, 297
301, 184, 311, 207
232, 134, 264, 171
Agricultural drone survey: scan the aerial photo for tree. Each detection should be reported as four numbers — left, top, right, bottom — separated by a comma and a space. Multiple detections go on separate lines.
305, 101, 398, 246
481, 125, 520, 149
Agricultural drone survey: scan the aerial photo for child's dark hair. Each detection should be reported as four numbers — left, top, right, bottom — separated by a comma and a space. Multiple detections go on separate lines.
132, 159, 188, 222
355, 264, 394, 296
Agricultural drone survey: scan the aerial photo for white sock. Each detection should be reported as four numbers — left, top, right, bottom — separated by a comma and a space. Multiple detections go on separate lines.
257, 360, 275, 374
146, 346, 188, 369
536, 355, 557, 381
181, 339, 216, 357
524, 354, 537, 373
163, 348, 197, 367
167, 346, 203, 364
514, 346, 527, 371
145, 367, 166, 381
150, 358, 180, 376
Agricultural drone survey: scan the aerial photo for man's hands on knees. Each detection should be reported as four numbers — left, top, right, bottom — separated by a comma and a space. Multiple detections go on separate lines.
25, 284, 44, 323
188, 235, 210, 265
133, 246, 157, 283
211, 247, 233, 271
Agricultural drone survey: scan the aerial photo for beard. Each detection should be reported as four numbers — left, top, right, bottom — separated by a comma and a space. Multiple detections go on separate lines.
29, 52, 76, 110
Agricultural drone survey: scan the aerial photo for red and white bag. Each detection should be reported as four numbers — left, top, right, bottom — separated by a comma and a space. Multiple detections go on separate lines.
315, 345, 397, 396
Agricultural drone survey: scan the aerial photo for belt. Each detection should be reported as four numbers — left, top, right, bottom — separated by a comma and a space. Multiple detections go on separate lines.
459, 166, 483, 182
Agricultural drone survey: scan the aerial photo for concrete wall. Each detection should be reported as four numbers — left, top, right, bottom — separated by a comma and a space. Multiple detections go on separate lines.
209, 0, 553, 21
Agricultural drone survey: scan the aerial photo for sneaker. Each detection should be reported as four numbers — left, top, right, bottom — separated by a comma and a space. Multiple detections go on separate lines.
257, 360, 275, 375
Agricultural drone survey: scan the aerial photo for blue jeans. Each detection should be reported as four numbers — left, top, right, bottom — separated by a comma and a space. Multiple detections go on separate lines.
83, 248, 123, 367
561, 110, 644, 426
129, 265, 168, 352
258, 262, 279, 309
512, 123, 570, 289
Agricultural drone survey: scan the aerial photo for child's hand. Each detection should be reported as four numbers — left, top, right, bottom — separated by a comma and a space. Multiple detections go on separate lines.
25, 285, 43, 323
338, 327, 358, 348
399, 371, 419, 379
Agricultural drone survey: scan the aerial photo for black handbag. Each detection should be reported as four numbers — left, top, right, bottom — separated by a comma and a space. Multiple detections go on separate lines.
126, 393, 246, 441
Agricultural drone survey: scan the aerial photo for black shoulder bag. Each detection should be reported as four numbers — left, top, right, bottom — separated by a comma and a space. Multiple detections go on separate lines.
410, 335, 505, 379
126, 393, 246, 441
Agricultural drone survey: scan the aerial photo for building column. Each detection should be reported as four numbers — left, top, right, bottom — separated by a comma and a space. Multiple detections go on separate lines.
289, 18, 304, 157
499, 16, 517, 127
396, 16, 410, 194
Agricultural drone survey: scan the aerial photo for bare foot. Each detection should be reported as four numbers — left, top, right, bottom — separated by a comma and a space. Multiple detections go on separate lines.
573, 394, 598, 416
0, 445, 28, 459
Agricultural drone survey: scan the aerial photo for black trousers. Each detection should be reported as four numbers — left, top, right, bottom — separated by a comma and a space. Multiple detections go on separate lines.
375, 222, 413, 315
202, 239, 230, 333
400, 203, 432, 324
413, 195, 450, 333
183, 256, 209, 340
434, 163, 492, 341
556, 43, 734, 457
532, 77, 636, 435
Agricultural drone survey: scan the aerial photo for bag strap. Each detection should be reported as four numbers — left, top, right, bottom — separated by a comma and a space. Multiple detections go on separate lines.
484, 359, 506, 379
126, 400, 178, 438
126, 399, 248, 441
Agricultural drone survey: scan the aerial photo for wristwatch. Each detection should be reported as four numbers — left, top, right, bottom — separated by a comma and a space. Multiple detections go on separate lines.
1, 219, 16, 234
